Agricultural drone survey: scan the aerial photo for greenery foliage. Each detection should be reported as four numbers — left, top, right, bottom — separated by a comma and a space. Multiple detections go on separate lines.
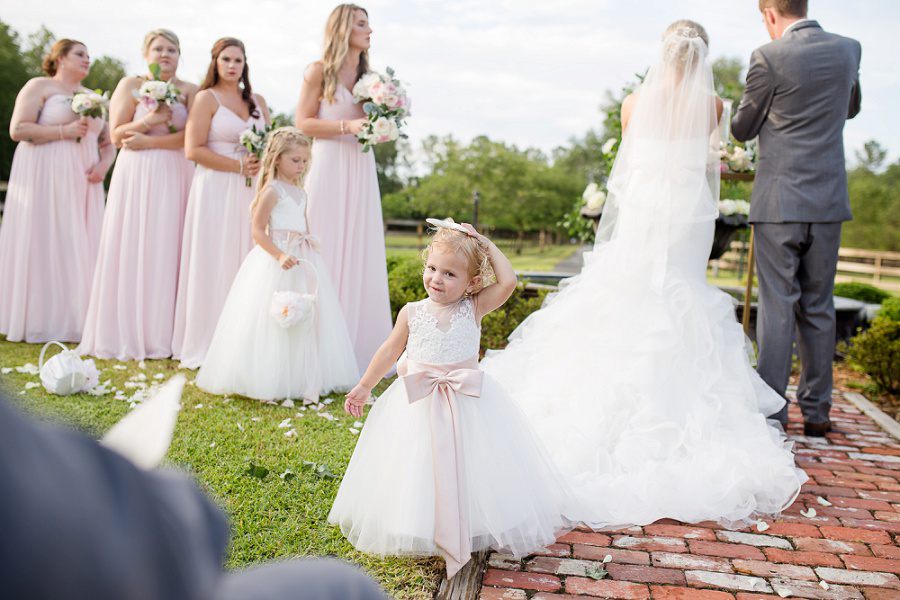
843, 146, 900, 252
847, 318, 900, 395
878, 297, 900, 323
833, 282, 894, 304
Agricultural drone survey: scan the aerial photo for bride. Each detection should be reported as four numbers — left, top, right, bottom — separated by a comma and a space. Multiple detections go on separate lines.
481, 20, 807, 529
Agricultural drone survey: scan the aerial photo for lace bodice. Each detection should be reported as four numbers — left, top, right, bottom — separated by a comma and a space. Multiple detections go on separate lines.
406, 297, 481, 364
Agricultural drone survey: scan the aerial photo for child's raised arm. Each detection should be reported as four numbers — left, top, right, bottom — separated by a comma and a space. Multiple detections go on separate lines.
461, 224, 517, 321
344, 305, 411, 418
251, 186, 298, 270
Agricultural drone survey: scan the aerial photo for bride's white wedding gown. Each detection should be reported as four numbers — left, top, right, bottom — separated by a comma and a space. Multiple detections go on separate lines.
481, 30, 807, 530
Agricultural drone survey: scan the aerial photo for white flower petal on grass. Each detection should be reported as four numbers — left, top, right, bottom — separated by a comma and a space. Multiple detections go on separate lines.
251, 417, 260, 422
237, 423, 244, 431
318, 412, 336, 421
800, 508, 817, 519
138, 361, 146, 369
153, 373, 165, 380
756, 520, 770, 532
817, 496, 833, 507
323, 398, 333, 405
282, 399, 295, 408
210, 442, 216, 448
278, 418, 292, 428
775, 588, 792, 598
16, 363, 40, 375
353, 421, 363, 428
284, 428, 297, 437
18, 390, 25, 395
280, 470, 294, 479
1, 367, 12, 374
602, 555, 612, 564
819, 581, 829, 590
349, 428, 359, 435
194, 404, 203, 409
24, 382, 40, 390
113, 365, 128, 370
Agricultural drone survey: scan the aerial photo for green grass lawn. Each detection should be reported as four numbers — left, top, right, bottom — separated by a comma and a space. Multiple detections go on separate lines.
0, 339, 441, 599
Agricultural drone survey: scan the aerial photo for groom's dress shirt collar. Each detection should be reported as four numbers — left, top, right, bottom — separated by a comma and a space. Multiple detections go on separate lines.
781, 18, 812, 37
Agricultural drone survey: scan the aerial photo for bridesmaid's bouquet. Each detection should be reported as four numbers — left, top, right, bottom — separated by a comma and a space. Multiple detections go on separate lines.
239, 123, 276, 186
69, 89, 110, 142
351, 67, 410, 153
132, 62, 181, 133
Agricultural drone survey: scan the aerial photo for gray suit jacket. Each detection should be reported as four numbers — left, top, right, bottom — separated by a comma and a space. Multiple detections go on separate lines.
732, 21, 861, 224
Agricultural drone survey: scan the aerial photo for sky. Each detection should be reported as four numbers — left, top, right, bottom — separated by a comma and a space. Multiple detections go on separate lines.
6, 0, 899, 166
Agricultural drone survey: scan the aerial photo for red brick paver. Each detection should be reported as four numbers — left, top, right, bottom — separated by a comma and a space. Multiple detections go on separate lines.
479, 393, 900, 599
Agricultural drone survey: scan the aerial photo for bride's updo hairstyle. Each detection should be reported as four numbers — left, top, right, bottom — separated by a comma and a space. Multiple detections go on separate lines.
662, 20, 709, 70
426, 220, 491, 292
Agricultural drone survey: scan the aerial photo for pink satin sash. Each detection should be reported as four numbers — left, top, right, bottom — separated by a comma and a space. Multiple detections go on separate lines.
270, 229, 321, 255
399, 354, 483, 578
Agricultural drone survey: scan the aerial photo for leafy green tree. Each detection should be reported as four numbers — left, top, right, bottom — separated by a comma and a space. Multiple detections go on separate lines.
373, 138, 409, 196
0, 21, 32, 182
855, 140, 887, 172
843, 154, 900, 251
22, 25, 54, 76
712, 57, 745, 103
82, 56, 126, 94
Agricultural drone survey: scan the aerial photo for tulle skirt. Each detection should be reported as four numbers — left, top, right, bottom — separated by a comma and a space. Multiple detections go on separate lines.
79, 148, 193, 360
172, 166, 255, 368
0, 138, 104, 343
329, 371, 577, 557
481, 224, 808, 530
196, 245, 358, 402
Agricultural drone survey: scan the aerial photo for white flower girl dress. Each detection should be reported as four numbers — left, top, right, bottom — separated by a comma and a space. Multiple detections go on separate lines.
329, 296, 577, 577
197, 180, 358, 403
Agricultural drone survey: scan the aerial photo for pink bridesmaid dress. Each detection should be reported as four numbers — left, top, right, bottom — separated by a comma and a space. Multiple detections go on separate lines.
78, 101, 193, 360
171, 91, 263, 368
304, 80, 392, 371
0, 94, 105, 343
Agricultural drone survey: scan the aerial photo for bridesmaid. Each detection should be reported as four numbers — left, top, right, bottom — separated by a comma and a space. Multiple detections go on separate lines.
79, 29, 198, 360
0, 39, 114, 343
172, 37, 270, 368
296, 3, 392, 371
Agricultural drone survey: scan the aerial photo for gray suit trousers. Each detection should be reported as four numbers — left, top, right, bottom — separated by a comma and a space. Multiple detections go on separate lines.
753, 222, 842, 425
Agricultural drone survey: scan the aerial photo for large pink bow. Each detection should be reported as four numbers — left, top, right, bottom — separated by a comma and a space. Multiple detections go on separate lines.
401, 357, 483, 579
270, 229, 321, 254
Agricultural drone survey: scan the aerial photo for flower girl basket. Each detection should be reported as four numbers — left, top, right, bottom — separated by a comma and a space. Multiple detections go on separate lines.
38, 341, 89, 395
269, 259, 319, 330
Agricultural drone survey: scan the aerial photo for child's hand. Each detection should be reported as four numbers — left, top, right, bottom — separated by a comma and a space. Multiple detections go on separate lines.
344, 384, 370, 418
460, 223, 488, 247
278, 253, 298, 270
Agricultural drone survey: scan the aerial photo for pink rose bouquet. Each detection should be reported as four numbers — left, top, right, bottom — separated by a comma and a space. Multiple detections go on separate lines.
351, 67, 410, 152
68, 89, 110, 142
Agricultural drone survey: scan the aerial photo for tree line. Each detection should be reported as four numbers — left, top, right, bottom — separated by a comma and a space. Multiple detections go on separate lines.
2, 20, 896, 252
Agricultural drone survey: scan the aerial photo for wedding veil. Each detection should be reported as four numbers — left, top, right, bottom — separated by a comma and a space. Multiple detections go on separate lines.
595, 26, 721, 290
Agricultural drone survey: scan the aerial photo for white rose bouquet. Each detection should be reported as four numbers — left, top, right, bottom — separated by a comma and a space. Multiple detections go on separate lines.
132, 62, 181, 133
351, 67, 410, 152
717, 198, 751, 227
68, 89, 110, 142
239, 123, 276, 186
719, 140, 757, 173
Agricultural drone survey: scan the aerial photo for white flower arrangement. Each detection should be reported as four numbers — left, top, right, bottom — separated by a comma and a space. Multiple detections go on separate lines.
583, 182, 607, 212
351, 67, 410, 152
132, 63, 181, 133
68, 89, 110, 141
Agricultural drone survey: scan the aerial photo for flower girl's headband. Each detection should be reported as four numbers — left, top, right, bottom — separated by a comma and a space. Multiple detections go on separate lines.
425, 218, 468, 233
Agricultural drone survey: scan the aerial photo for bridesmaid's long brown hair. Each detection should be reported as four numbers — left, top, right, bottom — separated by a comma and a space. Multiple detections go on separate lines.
321, 4, 369, 104
200, 37, 259, 118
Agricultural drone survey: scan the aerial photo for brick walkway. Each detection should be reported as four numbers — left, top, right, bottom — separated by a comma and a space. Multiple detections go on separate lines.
479, 393, 900, 599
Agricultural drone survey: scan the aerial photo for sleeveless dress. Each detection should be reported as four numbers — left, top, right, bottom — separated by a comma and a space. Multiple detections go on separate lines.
480, 136, 808, 530
0, 93, 105, 343
329, 296, 577, 578
303, 78, 391, 372
78, 100, 193, 360
197, 181, 358, 403
171, 91, 264, 368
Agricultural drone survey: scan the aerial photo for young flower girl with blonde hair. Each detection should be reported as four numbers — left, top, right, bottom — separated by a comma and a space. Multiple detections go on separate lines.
329, 219, 577, 578
197, 127, 358, 405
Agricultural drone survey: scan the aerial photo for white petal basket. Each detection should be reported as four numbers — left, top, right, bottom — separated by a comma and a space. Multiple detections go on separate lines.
38, 341, 87, 395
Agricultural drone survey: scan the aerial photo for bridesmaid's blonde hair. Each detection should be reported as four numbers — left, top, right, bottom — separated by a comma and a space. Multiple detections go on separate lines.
426, 220, 492, 293
249, 127, 313, 216
321, 4, 370, 104
142, 29, 180, 57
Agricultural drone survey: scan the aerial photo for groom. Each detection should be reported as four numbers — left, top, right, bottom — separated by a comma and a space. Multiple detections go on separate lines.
732, 0, 861, 436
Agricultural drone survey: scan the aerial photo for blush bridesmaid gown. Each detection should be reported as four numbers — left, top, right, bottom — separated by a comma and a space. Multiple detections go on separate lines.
0, 94, 105, 343
171, 90, 264, 369
303, 78, 392, 371
78, 101, 193, 360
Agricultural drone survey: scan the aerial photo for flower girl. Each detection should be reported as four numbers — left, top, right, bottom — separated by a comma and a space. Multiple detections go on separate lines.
329, 220, 576, 578
196, 128, 358, 405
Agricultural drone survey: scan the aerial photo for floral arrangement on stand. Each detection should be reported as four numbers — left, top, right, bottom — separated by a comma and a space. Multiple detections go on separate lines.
351, 67, 411, 152
132, 62, 181, 133
717, 198, 751, 227
68, 89, 110, 142
720, 139, 757, 173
